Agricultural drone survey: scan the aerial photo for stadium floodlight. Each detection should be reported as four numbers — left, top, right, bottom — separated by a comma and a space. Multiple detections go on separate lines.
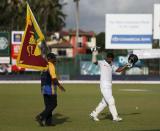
73, 0, 80, 56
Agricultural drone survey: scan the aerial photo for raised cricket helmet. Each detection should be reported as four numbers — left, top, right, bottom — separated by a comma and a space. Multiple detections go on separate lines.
128, 54, 138, 65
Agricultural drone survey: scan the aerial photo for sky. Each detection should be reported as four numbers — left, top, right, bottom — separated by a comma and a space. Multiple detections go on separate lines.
62, 0, 160, 33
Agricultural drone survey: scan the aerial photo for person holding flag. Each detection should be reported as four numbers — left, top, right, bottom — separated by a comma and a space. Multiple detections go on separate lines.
16, 3, 65, 126
36, 53, 65, 126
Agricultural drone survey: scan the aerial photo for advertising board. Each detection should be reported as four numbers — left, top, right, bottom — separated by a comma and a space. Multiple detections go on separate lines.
105, 14, 152, 49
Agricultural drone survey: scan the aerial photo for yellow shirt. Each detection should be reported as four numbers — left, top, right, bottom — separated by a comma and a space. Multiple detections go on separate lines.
48, 62, 57, 94
48, 62, 56, 79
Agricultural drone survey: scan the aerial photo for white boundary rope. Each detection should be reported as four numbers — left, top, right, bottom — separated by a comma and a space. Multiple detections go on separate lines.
0, 80, 160, 84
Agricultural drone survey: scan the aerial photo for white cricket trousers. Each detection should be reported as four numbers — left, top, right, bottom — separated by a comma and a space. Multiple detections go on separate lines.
93, 86, 119, 120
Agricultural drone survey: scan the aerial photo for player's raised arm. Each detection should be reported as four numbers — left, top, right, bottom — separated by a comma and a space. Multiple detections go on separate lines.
115, 64, 128, 72
115, 54, 139, 73
92, 50, 98, 65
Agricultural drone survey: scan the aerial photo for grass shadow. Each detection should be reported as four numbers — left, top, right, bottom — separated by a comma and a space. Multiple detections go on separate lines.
119, 112, 141, 116
99, 113, 112, 120
99, 112, 141, 120
52, 113, 71, 125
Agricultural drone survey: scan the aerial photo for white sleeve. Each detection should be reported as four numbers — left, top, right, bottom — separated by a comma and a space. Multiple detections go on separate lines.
98, 60, 103, 66
112, 64, 118, 72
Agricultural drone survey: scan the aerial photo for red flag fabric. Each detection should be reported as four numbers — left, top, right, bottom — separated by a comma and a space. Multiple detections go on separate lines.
17, 3, 48, 70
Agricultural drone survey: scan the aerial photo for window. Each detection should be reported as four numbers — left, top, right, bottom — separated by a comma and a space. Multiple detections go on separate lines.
58, 50, 66, 56
78, 36, 83, 47
78, 42, 83, 47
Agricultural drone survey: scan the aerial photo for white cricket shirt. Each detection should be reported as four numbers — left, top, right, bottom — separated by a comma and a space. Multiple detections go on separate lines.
98, 60, 117, 88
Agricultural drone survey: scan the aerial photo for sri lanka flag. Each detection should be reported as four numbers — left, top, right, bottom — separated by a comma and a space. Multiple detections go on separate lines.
17, 3, 48, 70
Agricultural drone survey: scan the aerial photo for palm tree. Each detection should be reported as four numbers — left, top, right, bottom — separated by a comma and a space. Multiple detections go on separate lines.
0, 0, 11, 30
0, 0, 66, 33
24, 0, 66, 33
0, 0, 26, 31
30, 0, 66, 33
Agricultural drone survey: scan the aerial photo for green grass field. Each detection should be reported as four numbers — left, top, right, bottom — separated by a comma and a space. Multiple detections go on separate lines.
0, 83, 160, 131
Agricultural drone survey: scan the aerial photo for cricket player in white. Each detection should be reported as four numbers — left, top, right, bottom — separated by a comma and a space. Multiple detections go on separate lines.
90, 51, 128, 122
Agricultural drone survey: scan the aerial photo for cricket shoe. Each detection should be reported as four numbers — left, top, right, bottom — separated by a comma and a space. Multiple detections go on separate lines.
35, 115, 45, 126
45, 123, 55, 126
113, 116, 123, 122
90, 112, 100, 122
